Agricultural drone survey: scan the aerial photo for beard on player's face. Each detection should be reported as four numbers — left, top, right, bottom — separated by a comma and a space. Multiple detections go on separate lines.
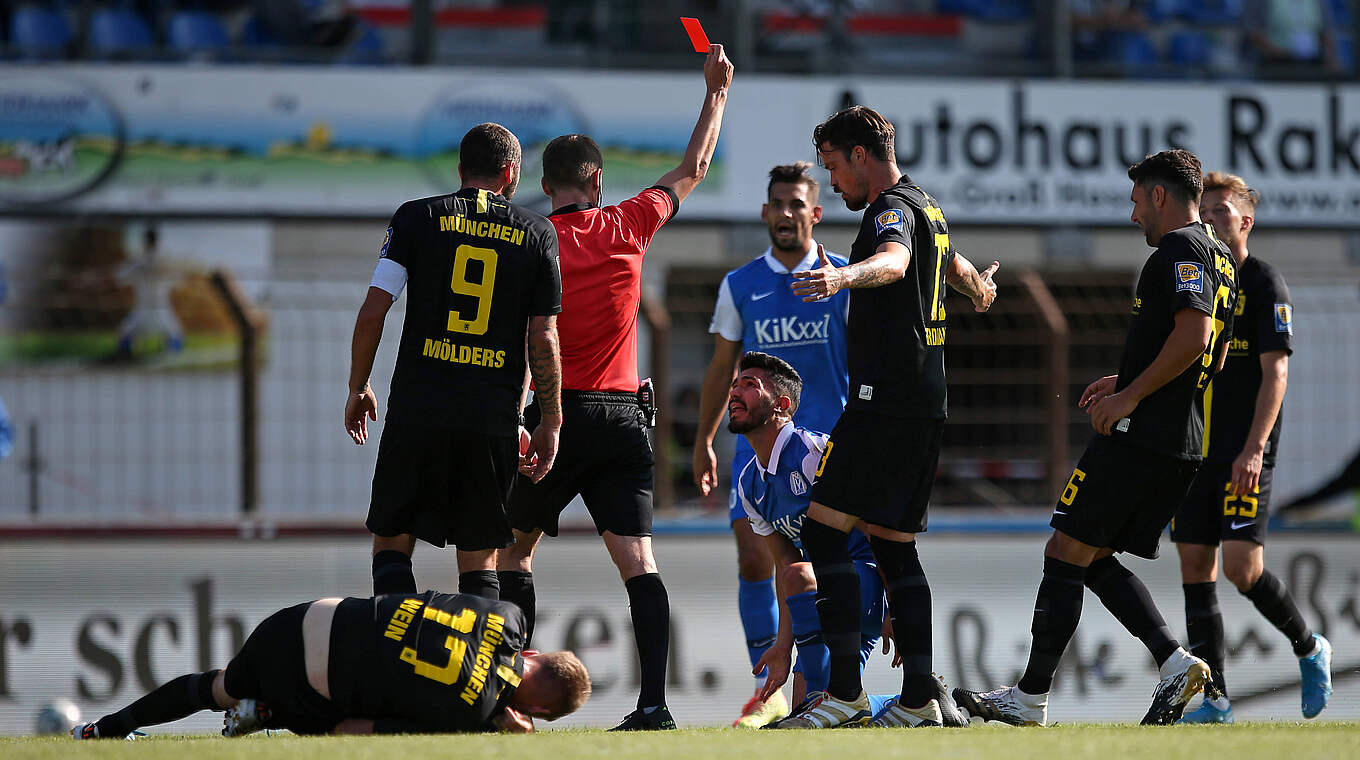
727, 395, 775, 435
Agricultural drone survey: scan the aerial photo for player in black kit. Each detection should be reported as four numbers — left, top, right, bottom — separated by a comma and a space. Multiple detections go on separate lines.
73, 592, 591, 738
344, 123, 564, 601
1173, 172, 1332, 724
772, 106, 999, 729
955, 150, 1238, 727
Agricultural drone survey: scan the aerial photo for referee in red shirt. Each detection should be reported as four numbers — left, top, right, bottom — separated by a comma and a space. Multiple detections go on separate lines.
497, 44, 733, 731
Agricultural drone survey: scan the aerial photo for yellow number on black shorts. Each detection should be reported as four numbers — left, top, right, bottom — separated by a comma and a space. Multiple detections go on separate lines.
448, 244, 499, 335
815, 441, 833, 478
1222, 484, 1259, 519
1060, 468, 1085, 506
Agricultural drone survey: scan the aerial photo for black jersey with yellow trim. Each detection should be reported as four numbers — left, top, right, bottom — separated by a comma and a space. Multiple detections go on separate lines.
329, 591, 527, 733
1109, 222, 1237, 461
381, 187, 561, 436
843, 177, 956, 419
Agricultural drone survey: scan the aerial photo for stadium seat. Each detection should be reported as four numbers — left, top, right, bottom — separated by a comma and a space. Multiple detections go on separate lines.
11, 6, 73, 60
1168, 29, 1211, 67
336, 21, 385, 65
1106, 30, 1159, 70
88, 8, 156, 59
1339, 34, 1355, 71
1332, 0, 1355, 27
167, 10, 231, 60
936, 0, 1032, 22
1179, 0, 1243, 26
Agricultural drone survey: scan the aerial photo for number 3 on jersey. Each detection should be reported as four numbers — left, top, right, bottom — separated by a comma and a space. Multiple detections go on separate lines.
448, 244, 498, 335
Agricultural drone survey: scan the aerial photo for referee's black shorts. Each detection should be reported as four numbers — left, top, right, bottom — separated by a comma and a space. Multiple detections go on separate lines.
222, 602, 345, 735
509, 391, 654, 537
809, 410, 944, 534
1050, 434, 1200, 560
366, 421, 519, 551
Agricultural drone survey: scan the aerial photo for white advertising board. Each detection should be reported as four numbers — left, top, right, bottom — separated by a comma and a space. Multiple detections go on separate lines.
0, 533, 1356, 735
2, 65, 1357, 225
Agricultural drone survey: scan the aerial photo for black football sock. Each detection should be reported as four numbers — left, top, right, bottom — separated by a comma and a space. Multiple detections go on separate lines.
801, 518, 863, 702
625, 572, 670, 709
1086, 556, 1179, 666
870, 537, 934, 707
1184, 581, 1228, 697
372, 550, 416, 595
458, 570, 500, 600
96, 669, 221, 737
497, 570, 536, 646
1243, 570, 1315, 656
1018, 556, 1086, 695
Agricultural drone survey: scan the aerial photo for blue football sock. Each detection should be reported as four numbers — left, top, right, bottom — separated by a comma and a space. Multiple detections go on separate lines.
739, 575, 779, 675
788, 590, 829, 694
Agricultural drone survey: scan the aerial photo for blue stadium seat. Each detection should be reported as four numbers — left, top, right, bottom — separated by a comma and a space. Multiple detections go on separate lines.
936, 0, 1032, 22
336, 21, 385, 65
1106, 30, 1159, 70
11, 6, 73, 60
88, 8, 155, 59
1339, 34, 1355, 71
1179, 0, 1243, 25
1332, 0, 1355, 27
1142, 0, 1184, 24
1168, 29, 1211, 67
167, 10, 231, 59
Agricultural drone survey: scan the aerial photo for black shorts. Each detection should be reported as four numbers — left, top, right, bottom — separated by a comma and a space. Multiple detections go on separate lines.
809, 411, 943, 534
1049, 435, 1200, 560
367, 422, 519, 551
509, 392, 654, 537
222, 602, 345, 735
1171, 461, 1274, 546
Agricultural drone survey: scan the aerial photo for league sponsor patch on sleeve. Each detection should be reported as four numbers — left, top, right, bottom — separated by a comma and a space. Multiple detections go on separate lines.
378, 227, 393, 258
1175, 261, 1203, 293
874, 208, 904, 236
1274, 303, 1293, 334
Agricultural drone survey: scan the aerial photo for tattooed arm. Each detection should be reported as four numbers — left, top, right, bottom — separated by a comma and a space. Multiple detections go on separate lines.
790, 242, 909, 302
945, 252, 1000, 312
522, 315, 562, 482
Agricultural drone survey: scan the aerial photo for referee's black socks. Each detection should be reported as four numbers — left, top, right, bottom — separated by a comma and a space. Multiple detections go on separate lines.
625, 572, 670, 709
372, 550, 416, 596
459, 570, 500, 600
801, 518, 863, 702
498, 570, 536, 646
870, 536, 935, 708
1184, 581, 1228, 696
1018, 556, 1085, 695
1086, 556, 1179, 666
97, 669, 222, 738
1243, 569, 1316, 657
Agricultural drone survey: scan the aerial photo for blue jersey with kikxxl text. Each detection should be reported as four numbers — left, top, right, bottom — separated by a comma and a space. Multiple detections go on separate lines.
737, 423, 872, 562
711, 245, 850, 500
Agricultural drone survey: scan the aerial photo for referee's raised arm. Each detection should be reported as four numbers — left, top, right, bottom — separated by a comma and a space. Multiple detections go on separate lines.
654, 44, 733, 202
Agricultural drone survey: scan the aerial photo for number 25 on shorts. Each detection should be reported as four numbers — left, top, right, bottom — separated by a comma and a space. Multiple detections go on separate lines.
1060, 468, 1085, 506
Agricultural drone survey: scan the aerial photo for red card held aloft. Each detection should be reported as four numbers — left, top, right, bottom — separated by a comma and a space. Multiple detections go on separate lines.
681, 17, 710, 53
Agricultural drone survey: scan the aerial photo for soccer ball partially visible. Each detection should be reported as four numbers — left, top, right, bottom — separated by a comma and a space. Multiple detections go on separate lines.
34, 699, 81, 735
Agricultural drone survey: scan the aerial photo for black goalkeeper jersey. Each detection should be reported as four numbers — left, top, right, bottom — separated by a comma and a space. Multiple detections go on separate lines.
382, 187, 561, 436
843, 177, 957, 419
1204, 255, 1293, 466
1110, 222, 1237, 461
328, 592, 527, 733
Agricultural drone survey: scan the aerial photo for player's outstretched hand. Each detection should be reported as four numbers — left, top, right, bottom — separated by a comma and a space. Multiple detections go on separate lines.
521, 422, 560, 483
704, 43, 733, 93
791, 244, 844, 302
1078, 375, 1117, 409
754, 644, 793, 703
345, 387, 378, 445
972, 260, 1000, 312
693, 442, 719, 496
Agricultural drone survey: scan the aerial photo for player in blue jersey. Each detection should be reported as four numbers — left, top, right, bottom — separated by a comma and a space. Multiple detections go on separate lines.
692, 163, 850, 727
729, 352, 967, 729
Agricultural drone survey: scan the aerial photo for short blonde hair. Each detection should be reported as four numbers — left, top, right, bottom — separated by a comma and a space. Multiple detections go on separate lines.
1203, 171, 1260, 213
534, 651, 592, 720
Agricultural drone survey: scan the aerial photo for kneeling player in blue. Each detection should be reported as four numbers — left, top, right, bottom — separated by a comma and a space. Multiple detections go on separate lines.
728, 351, 966, 728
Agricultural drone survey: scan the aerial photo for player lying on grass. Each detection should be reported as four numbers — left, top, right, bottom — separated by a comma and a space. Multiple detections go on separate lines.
73, 591, 589, 738
728, 351, 967, 728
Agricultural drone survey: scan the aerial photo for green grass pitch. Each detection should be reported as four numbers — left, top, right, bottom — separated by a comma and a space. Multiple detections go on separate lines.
5, 723, 1358, 760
